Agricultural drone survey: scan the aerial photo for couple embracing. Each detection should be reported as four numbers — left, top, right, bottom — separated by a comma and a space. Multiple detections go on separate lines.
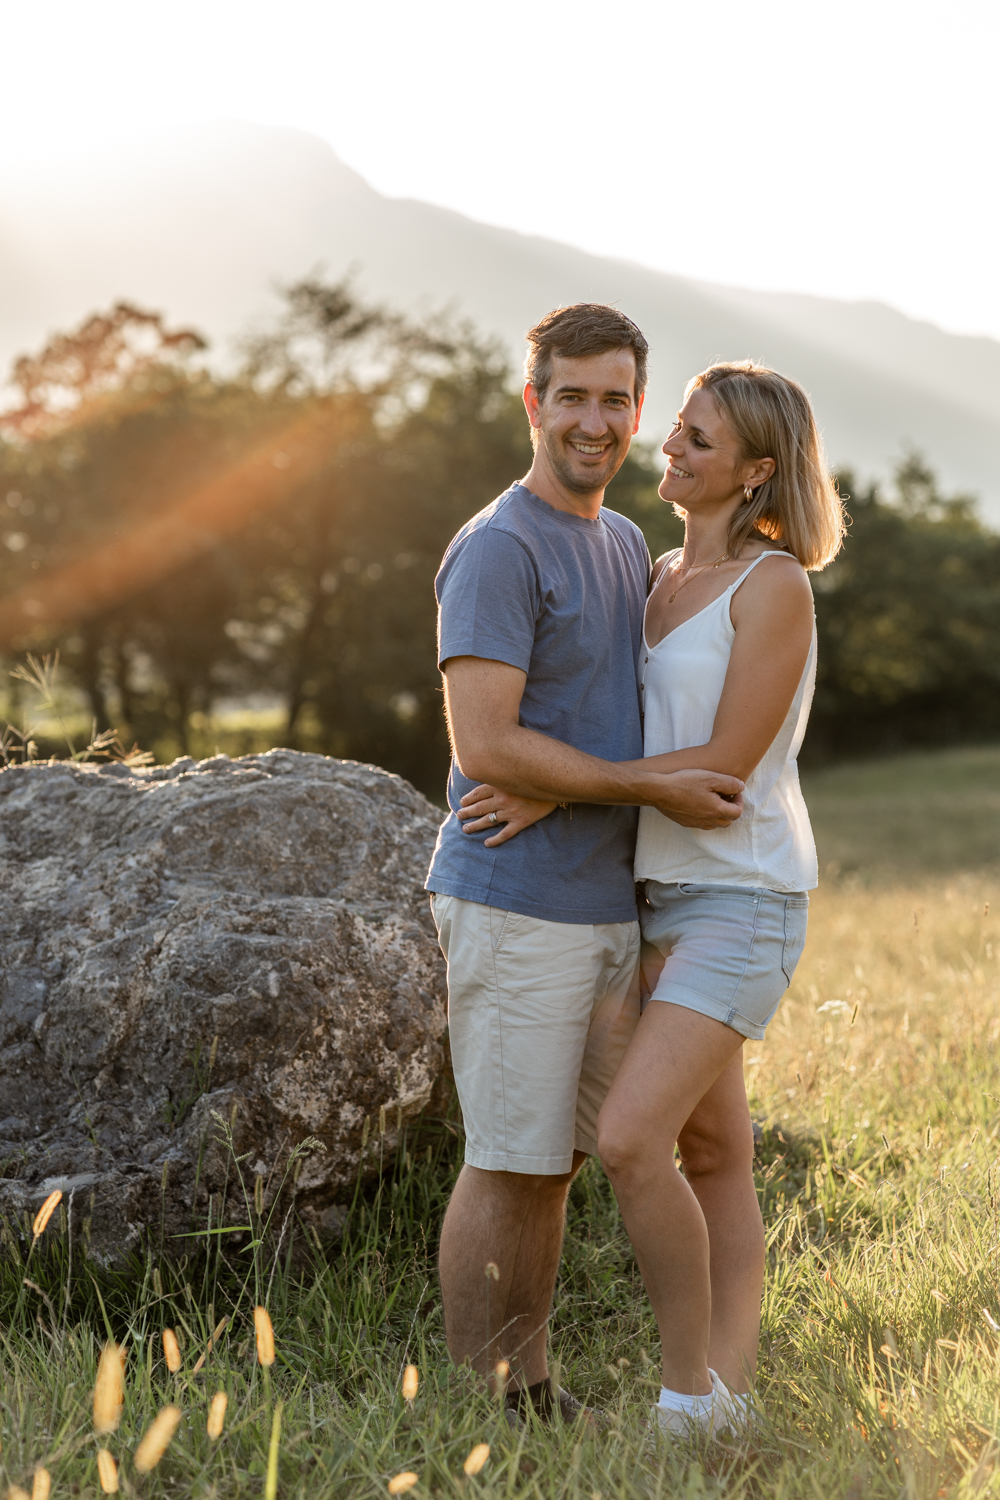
424, 303, 843, 1435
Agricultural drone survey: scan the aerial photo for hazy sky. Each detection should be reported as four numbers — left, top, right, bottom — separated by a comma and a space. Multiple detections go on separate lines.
4, 0, 999, 343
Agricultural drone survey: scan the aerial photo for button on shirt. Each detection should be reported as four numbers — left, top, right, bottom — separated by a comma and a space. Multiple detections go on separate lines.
425, 483, 650, 924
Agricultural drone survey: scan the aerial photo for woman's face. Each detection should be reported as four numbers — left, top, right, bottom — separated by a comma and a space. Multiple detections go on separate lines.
658, 386, 755, 514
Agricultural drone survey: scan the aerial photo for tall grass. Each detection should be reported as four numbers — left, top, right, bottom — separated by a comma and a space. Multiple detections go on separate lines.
2, 750, 1000, 1497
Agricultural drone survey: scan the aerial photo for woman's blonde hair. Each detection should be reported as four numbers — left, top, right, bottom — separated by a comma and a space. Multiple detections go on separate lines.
684, 361, 845, 570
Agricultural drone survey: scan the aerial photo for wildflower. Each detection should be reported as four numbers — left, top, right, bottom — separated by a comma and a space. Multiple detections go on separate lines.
31, 1190, 62, 1242
96, 1449, 119, 1493
402, 1364, 418, 1402
162, 1328, 182, 1372
134, 1404, 183, 1473
388, 1474, 419, 1494
254, 1306, 276, 1366
207, 1390, 228, 1440
463, 1444, 491, 1476
93, 1342, 125, 1434
31, 1473, 51, 1500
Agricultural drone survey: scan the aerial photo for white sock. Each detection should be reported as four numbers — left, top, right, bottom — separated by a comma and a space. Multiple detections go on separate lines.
657, 1385, 714, 1415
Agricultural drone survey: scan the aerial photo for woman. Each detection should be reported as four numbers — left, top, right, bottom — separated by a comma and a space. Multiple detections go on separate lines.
457, 362, 844, 1433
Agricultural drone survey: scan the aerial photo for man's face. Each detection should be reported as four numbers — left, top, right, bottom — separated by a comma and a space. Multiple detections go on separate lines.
525, 349, 643, 497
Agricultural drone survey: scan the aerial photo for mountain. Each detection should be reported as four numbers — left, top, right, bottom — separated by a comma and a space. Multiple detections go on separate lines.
2, 120, 998, 518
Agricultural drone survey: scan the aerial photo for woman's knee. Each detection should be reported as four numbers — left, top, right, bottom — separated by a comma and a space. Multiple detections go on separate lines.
596, 1108, 657, 1183
677, 1113, 754, 1180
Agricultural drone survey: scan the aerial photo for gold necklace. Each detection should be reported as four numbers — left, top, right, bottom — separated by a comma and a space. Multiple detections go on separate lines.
665, 551, 731, 604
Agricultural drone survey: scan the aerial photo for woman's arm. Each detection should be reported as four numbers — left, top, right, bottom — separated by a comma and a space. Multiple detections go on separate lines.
627, 558, 815, 783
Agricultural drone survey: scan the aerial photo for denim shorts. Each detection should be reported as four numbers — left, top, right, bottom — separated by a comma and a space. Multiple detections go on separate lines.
639, 881, 809, 1041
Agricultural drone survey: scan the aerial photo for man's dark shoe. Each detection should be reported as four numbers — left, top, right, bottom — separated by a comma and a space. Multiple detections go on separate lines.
504, 1377, 603, 1429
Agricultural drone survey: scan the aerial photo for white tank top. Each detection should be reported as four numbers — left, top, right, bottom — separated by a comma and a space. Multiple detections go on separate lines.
634, 550, 818, 893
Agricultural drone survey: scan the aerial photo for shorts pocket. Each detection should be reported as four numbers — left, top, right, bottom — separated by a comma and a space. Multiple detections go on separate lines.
781, 897, 809, 986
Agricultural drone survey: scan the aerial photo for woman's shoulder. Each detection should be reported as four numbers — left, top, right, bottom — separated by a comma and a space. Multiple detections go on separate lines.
650, 548, 682, 584
733, 548, 813, 614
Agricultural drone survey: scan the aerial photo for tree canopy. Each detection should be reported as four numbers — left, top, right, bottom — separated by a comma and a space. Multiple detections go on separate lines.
2, 284, 998, 793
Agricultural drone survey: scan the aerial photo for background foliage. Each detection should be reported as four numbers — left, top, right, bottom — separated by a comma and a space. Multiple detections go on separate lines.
2, 284, 999, 792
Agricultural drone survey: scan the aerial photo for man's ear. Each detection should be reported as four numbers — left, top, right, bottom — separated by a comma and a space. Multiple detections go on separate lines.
523, 381, 543, 430
632, 391, 646, 436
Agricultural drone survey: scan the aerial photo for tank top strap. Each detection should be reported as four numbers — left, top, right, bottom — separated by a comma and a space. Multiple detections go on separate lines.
728, 549, 798, 595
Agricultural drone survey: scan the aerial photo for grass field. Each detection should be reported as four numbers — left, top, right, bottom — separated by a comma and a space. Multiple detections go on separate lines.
2, 747, 1000, 1498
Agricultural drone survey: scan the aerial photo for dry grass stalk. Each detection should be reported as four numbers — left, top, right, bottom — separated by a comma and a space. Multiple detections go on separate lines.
254, 1305, 276, 1367
463, 1443, 491, 1476
401, 1364, 418, 1401
96, 1449, 118, 1493
134, 1404, 183, 1473
207, 1390, 228, 1440
31, 1472, 50, 1500
387, 1474, 419, 1495
93, 1341, 125, 1434
192, 1315, 229, 1374
31, 1190, 62, 1242
162, 1327, 181, 1373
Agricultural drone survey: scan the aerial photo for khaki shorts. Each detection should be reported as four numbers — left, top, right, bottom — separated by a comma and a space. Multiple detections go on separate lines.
431, 894, 641, 1175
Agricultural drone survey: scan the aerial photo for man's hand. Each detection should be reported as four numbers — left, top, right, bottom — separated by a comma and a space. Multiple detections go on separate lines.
644, 769, 744, 829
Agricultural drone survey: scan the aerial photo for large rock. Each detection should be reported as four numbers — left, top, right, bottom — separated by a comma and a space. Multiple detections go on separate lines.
0, 750, 448, 1262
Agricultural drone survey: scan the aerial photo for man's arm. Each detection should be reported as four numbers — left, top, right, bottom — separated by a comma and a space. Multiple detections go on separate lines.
443, 656, 743, 830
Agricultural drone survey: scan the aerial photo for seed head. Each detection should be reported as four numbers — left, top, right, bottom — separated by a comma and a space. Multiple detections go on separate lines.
402, 1364, 418, 1401
93, 1341, 125, 1434
8, 1485, 30, 1500
254, 1305, 276, 1366
207, 1390, 228, 1440
387, 1473, 419, 1494
31, 1471, 51, 1500
162, 1328, 181, 1372
484, 1262, 499, 1282
192, 1315, 229, 1375
494, 1360, 509, 1384
463, 1443, 491, 1476
31, 1189, 62, 1242
96, 1449, 118, 1493
134, 1404, 183, 1473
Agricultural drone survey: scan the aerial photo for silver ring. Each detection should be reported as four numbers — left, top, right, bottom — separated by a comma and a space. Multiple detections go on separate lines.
488, 811, 499, 825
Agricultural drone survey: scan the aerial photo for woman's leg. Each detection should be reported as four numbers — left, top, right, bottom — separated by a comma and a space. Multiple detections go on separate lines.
677, 1051, 763, 1393
597, 1001, 744, 1395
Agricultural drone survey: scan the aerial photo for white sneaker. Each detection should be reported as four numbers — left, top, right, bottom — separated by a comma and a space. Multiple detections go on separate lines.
649, 1371, 755, 1440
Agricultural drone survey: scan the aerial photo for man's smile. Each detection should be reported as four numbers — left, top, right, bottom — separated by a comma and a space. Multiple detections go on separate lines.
568, 439, 613, 456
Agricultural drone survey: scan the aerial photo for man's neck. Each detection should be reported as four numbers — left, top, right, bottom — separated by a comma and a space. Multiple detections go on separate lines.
520, 458, 604, 520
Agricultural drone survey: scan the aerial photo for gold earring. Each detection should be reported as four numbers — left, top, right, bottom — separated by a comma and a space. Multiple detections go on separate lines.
743, 484, 754, 503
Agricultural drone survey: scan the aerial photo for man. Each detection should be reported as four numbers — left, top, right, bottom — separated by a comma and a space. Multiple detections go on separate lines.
425, 303, 743, 1423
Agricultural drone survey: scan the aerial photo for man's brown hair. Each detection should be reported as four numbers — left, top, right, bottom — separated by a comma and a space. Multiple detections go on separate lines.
524, 304, 649, 404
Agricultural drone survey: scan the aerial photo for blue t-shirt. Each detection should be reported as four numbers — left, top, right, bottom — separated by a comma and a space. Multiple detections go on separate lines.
425, 483, 650, 924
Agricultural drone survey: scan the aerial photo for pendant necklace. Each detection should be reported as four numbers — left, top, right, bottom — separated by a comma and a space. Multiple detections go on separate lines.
666, 551, 731, 603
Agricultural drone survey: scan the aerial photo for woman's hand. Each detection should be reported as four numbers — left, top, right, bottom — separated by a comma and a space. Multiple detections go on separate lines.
457, 784, 559, 846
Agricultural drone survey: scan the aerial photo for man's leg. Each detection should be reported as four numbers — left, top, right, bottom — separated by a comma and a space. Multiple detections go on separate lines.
438, 1151, 586, 1385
